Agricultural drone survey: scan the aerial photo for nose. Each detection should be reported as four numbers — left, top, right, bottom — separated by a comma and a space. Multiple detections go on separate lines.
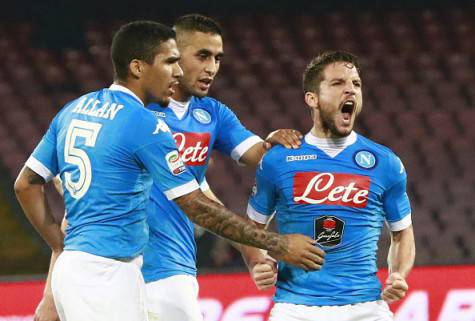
344, 82, 357, 95
173, 62, 183, 79
204, 57, 219, 76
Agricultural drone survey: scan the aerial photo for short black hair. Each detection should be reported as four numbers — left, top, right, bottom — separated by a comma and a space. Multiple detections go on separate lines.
303, 50, 361, 93
111, 20, 176, 81
174, 14, 222, 36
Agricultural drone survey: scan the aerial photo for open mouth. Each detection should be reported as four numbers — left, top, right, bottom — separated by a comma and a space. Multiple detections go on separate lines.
198, 78, 213, 88
341, 101, 355, 121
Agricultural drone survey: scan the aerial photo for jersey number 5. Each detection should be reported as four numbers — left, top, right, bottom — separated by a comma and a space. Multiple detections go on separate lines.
64, 119, 102, 199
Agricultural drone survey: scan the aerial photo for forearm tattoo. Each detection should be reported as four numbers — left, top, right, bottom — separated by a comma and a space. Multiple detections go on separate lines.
26, 168, 46, 185
176, 191, 288, 256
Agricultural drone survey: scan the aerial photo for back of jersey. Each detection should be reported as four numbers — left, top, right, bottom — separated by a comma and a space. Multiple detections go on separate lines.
28, 86, 155, 259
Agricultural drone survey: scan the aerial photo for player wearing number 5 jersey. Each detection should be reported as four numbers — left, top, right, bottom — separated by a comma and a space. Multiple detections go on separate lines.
14, 21, 325, 321
247, 51, 416, 321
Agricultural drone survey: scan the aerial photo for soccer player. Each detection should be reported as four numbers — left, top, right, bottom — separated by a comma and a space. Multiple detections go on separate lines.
142, 14, 302, 321
14, 21, 324, 321
247, 51, 416, 320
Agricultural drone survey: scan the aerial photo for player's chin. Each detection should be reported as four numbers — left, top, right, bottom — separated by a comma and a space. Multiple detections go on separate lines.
192, 87, 209, 98
158, 96, 171, 106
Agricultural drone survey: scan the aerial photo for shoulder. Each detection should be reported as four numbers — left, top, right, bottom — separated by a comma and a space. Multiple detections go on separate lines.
260, 144, 303, 172
192, 96, 233, 115
356, 134, 405, 182
355, 134, 400, 161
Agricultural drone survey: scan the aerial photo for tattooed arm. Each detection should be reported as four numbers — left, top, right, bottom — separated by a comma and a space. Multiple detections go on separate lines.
175, 189, 325, 270
14, 166, 63, 252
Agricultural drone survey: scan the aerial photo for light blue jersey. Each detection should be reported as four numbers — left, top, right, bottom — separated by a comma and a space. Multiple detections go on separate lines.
26, 85, 199, 260
142, 96, 261, 282
247, 131, 411, 306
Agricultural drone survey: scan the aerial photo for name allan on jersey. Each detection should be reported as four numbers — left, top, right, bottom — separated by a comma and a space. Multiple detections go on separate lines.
71, 97, 125, 120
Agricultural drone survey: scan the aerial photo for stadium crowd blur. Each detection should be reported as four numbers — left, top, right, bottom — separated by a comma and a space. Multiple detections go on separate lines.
0, 0, 474, 276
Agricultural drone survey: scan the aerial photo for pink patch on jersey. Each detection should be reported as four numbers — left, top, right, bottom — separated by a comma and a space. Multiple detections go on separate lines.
293, 172, 371, 208
173, 132, 210, 166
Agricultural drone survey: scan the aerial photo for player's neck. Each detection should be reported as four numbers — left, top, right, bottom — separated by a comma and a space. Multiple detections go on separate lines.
113, 80, 145, 105
172, 86, 192, 103
311, 126, 352, 140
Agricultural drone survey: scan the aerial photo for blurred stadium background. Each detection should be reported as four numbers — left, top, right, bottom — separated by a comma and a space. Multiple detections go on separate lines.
0, 0, 474, 319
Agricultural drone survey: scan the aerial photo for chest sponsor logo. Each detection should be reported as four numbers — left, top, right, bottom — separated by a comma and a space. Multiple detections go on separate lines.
165, 150, 186, 175
192, 108, 212, 124
173, 132, 211, 166
354, 150, 377, 169
293, 172, 370, 207
314, 216, 344, 247
286, 154, 317, 162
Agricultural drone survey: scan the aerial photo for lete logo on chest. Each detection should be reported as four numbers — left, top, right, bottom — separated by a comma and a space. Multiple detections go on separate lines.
173, 132, 211, 166
293, 172, 371, 208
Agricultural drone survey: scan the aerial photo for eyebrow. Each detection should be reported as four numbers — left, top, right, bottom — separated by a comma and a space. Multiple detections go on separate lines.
196, 49, 224, 58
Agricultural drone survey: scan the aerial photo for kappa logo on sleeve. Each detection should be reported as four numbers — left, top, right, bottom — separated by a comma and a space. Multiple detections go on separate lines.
153, 119, 171, 134
165, 150, 186, 175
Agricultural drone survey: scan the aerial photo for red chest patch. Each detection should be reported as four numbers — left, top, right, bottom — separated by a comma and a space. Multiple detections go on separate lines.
293, 172, 370, 208
173, 132, 210, 166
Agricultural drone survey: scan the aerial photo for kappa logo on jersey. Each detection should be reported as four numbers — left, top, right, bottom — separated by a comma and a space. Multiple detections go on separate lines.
165, 150, 186, 175
153, 119, 171, 134
354, 150, 377, 169
314, 216, 344, 247
173, 132, 211, 166
293, 172, 371, 208
286, 154, 317, 162
192, 109, 212, 124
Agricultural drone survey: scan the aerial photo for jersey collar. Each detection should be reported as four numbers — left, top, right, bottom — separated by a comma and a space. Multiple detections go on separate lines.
305, 131, 357, 158
168, 97, 192, 120
109, 84, 144, 105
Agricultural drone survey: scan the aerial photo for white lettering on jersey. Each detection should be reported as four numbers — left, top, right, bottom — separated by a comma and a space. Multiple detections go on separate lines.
286, 154, 317, 162
293, 172, 370, 207
72, 98, 124, 120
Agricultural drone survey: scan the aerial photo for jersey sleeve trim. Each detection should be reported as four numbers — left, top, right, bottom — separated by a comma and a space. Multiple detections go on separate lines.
246, 203, 273, 224
387, 213, 412, 231
230, 136, 263, 162
25, 156, 54, 182
164, 179, 200, 200
200, 178, 210, 192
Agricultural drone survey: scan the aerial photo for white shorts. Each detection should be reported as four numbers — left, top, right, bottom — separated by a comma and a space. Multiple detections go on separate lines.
269, 300, 393, 321
145, 274, 203, 321
51, 250, 148, 321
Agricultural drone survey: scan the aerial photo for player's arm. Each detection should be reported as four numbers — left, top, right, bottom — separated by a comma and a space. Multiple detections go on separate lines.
239, 129, 303, 168
381, 157, 415, 304
238, 219, 277, 291
383, 225, 415, 304
138, 116, 323, 270
214, 103, 302, 168
201, 181, 276, 290
14, 166, 63, 321
174, 190, 323, 270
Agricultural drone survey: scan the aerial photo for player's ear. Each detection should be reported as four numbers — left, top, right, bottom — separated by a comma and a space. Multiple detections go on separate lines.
305, 91, 318, 109
129, 59, 144, 79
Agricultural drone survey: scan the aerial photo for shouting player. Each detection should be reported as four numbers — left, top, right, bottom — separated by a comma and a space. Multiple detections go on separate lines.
247, 51, 416, 320
14, 21, 324, 321
142, 14, 305, 321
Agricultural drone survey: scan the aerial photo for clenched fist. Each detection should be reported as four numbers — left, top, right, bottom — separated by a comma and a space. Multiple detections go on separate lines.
382, 272, 409, 304
250, 255, 277, 290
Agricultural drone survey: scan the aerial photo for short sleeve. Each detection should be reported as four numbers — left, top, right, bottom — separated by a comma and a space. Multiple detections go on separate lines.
383, 155, 412, 231
247, 156, 277, 224
213, 103, 263, 162
133, 114, 199, 200
25, 115, 59, 182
